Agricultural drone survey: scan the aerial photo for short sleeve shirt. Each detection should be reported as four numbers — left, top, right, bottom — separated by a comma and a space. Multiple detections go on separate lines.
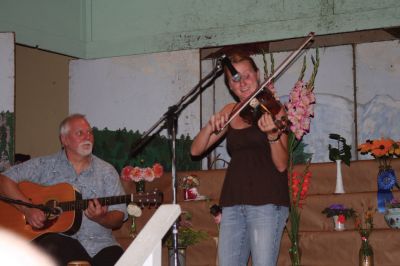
4, 150, 128, 257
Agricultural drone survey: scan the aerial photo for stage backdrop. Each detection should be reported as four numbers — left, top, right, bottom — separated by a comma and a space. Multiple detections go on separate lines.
69, 50, 201, 171
201, 40, 400, 167
0, 32, 15, 171
70, 41, 400, 170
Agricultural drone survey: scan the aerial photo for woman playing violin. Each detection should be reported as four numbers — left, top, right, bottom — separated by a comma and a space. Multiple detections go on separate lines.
191, 51, 289, 266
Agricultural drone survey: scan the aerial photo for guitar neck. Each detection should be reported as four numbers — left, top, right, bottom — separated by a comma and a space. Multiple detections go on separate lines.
59, 195, 132, 212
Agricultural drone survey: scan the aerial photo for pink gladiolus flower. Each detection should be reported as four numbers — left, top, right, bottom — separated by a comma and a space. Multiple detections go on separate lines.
286, 81, 315, 140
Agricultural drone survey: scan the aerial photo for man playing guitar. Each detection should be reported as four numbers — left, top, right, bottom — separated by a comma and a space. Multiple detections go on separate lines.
0, 114, 128, 266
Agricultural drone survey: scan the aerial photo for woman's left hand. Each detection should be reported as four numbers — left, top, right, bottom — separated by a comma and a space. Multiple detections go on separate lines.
257, 112, 279, 136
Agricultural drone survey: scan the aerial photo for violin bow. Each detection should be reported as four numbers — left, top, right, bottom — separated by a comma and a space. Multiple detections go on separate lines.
216, 32, 315, 134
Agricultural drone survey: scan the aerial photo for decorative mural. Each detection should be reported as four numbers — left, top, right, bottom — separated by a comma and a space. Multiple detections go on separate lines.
70, 49, 201, 171
70, 40, 400, 169
0, 112, 14, 171
202, 41, 400, 166
0, 33, 15, 172
92, 127, 200, 172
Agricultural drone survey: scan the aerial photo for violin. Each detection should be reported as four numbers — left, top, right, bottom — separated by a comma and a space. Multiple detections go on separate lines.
215, 32, 315, 134
238, 88, 287, 131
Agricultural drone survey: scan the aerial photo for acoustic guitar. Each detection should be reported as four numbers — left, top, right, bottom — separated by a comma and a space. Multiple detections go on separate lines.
0, 181, 163, 240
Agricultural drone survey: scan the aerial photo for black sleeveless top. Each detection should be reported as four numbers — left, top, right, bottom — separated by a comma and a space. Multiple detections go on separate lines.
219, 124, 290, 207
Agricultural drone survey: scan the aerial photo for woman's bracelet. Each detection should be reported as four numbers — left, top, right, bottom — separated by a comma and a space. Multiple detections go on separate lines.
267, 131, 281, 143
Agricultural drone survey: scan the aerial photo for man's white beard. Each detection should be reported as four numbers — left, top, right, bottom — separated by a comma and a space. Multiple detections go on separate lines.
77, 141, 93, 157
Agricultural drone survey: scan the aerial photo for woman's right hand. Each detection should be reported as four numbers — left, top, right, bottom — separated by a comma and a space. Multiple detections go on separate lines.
207, 111, 230, 134
191, 104, 233, 156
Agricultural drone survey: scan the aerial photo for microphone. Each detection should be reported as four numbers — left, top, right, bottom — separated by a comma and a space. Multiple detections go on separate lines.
221, 55, 241, 82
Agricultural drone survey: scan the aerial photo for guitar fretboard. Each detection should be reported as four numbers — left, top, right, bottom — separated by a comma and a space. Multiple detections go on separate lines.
58, 193, 160, 211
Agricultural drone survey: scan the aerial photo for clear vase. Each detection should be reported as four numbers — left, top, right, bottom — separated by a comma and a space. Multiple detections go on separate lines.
168, 248, 186, 266
359, 237, 374, 266
333, 215, 345, 231
213, 237, 219, 266
289, 240, 301, 266
135, 180, 145, 193
335, 159, 345, 193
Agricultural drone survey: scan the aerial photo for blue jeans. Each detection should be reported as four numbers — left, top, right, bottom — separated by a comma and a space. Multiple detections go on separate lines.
218, 204, 289, 266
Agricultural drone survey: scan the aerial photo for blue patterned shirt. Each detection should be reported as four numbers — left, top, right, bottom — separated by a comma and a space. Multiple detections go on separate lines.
4, 150, 128, 257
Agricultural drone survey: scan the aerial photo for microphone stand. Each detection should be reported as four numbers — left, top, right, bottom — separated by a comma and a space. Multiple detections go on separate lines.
130, 58, 224, 266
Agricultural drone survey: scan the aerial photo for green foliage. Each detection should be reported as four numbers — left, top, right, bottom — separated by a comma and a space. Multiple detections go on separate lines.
328, 133, 352, 166
92, 127, 200, 173
322, 206, 355, 219
292, 140, 313, 165
164, 212, 208, 248
164, 227, 209, 248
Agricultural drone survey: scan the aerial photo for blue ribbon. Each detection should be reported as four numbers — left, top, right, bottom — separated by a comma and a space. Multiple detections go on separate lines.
377, 168, 397, 212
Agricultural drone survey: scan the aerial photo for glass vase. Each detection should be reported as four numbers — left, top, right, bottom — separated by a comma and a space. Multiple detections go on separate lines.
333, 215, 345, 231
135, 180, 145, 193
168, 247, 186, 266
359, 237, 374, 266
289, 240, 301, 266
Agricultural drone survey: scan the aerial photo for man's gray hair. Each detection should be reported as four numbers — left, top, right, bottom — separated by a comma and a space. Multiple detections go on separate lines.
59, 113, 87, 136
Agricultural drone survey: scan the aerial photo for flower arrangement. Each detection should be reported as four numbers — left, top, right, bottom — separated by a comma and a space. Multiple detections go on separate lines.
385, 197, 400, 209
322, 204, 355, 219
120, 162, 164, 183
358, 139, 400, 212
358, 138, 400, 170
126, 203, 142, 237
285, 50, 319, 266
178, 175, 200, 190
355, 206, 376, 239
179, 175, 201, 200
120, 161, 163, 236
328, 133, 352, 166
384, 198, 400, 228
355, 206, 376, 264
164, 211, 208, 248
322, 204, 355, 231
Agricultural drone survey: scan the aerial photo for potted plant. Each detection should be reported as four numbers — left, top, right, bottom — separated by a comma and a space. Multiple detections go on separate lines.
328, 133, 352, 165
322, 204, 355, 231
384, 198, 400, 229
164, 211, 208, 266
328, 133, 351, 193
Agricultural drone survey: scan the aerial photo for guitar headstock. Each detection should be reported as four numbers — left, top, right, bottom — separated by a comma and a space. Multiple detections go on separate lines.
133, 189, 163, 208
